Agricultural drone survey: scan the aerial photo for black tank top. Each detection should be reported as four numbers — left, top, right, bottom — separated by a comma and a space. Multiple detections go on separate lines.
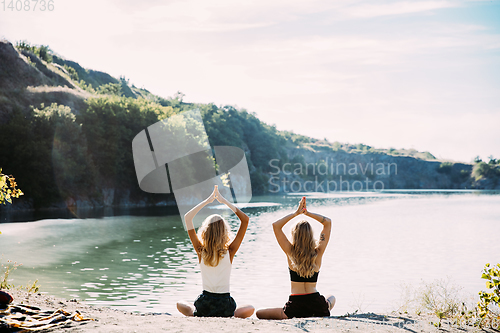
289, 268, 319, 282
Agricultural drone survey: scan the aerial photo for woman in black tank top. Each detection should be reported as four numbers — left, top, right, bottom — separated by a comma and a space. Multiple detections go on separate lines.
256, 197, 336, 319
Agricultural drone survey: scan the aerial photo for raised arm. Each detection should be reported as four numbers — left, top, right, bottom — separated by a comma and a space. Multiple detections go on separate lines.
184, 187, 217, 255
304, 208, 331, 255
216, 187, 249, 262
272, 197, 306, 255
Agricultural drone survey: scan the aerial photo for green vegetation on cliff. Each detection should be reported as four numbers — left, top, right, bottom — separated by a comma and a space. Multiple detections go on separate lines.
0, 40, 496, 209
471, 157, 500, 188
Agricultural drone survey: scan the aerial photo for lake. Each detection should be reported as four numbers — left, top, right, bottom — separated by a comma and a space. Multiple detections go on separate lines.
1, 191, 499, 316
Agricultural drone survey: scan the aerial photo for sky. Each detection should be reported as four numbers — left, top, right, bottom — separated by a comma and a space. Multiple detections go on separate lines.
1, 0, 499, 163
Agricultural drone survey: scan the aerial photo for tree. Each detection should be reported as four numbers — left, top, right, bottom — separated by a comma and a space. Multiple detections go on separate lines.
0, 169, 23, 234
0, 169, 23, 205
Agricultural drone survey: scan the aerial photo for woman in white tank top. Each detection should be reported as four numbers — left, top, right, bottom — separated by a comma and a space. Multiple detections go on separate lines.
176, 186, 255, 318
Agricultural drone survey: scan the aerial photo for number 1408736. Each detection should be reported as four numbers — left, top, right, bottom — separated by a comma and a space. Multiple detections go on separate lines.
2, 0, 54, 11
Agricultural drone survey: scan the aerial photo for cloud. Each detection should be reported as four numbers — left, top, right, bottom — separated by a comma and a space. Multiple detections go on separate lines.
338, 1, 459, 18
1, 0, 498, 162
119, 0, 330, 33
122, 0, 460, 33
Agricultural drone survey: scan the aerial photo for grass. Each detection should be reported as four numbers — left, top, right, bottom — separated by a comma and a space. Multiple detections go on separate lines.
418, 279, 463, 320
1, 259, 41, 294
395, 276, 500, 329
25, 279, 40, 298
395, 278, 473, 327
349, 292, 370, 314
0, 259, 21, 289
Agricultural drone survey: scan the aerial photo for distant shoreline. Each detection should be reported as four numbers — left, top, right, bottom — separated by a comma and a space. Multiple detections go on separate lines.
1, 190, 499, 223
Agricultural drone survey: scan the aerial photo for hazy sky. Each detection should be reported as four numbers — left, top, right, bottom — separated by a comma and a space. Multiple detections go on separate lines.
1, 0, 499, 162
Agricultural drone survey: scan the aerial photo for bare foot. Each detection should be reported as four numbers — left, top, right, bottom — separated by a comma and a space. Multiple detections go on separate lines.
326, 295, 336, 311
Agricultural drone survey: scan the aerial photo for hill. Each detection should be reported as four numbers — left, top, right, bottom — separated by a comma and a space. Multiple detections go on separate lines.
0, 39, 497, 211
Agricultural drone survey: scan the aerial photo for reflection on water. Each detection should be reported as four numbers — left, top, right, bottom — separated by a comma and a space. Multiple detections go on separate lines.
1, 192, 499, 316
1, 215, 200, 310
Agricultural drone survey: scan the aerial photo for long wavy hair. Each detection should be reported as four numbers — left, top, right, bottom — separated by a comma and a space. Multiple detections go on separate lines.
197, 214, 231, 267
289, 220, 318, 278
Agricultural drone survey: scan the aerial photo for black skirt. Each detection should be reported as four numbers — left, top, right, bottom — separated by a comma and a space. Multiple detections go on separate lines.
193, 290, 237, 317
283, 292, 330, 318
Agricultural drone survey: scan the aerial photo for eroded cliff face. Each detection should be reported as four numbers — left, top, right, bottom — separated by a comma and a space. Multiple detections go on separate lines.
0, 40, 90, 124
0, 40, 51, 90
266, 147, 473, 193
0, 40, 493, 213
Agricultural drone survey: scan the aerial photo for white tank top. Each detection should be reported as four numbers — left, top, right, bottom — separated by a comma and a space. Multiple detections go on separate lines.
200, 252, 232, 293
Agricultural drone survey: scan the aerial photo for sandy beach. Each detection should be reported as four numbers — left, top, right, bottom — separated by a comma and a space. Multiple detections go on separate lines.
1, 289, 495, 332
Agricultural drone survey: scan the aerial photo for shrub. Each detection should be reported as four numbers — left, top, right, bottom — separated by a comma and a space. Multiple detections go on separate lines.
63, 65, 79, 81
418, 279, 462, 325
452, 169, 471, 184
356, 143, 369, 151
437, 162, 453, 174
0, 169, 23, 206
477, 263, 500, 329
97, 83, 123, 96
15, 40, 35, 53
14, 41, 52, 63
395, 278, 470, 327
0, 169, 23, 234
472, 162, 499, 181
34, 103, 98, 200
37, 45, 52, 63
77, 80, 96, 93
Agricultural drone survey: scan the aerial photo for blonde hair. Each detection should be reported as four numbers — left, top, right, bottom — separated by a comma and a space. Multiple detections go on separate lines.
289, 221, 318, 278
197, 214, 231, 267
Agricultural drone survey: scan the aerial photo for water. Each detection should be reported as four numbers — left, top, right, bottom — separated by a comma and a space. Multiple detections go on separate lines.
1, 192, 499, 316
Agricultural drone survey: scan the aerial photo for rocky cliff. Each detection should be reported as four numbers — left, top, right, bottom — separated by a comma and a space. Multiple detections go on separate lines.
0, 39, 494, 213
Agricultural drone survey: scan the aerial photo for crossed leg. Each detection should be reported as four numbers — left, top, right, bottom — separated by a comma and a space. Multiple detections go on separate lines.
256, 307, 288, 319
176, 301, 254, 318
235, 305, 255, 318
176, 300, 195, 316
256, 294, 336, 320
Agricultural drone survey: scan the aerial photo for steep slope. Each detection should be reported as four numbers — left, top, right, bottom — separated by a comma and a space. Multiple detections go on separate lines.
0, 39, 493, 212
